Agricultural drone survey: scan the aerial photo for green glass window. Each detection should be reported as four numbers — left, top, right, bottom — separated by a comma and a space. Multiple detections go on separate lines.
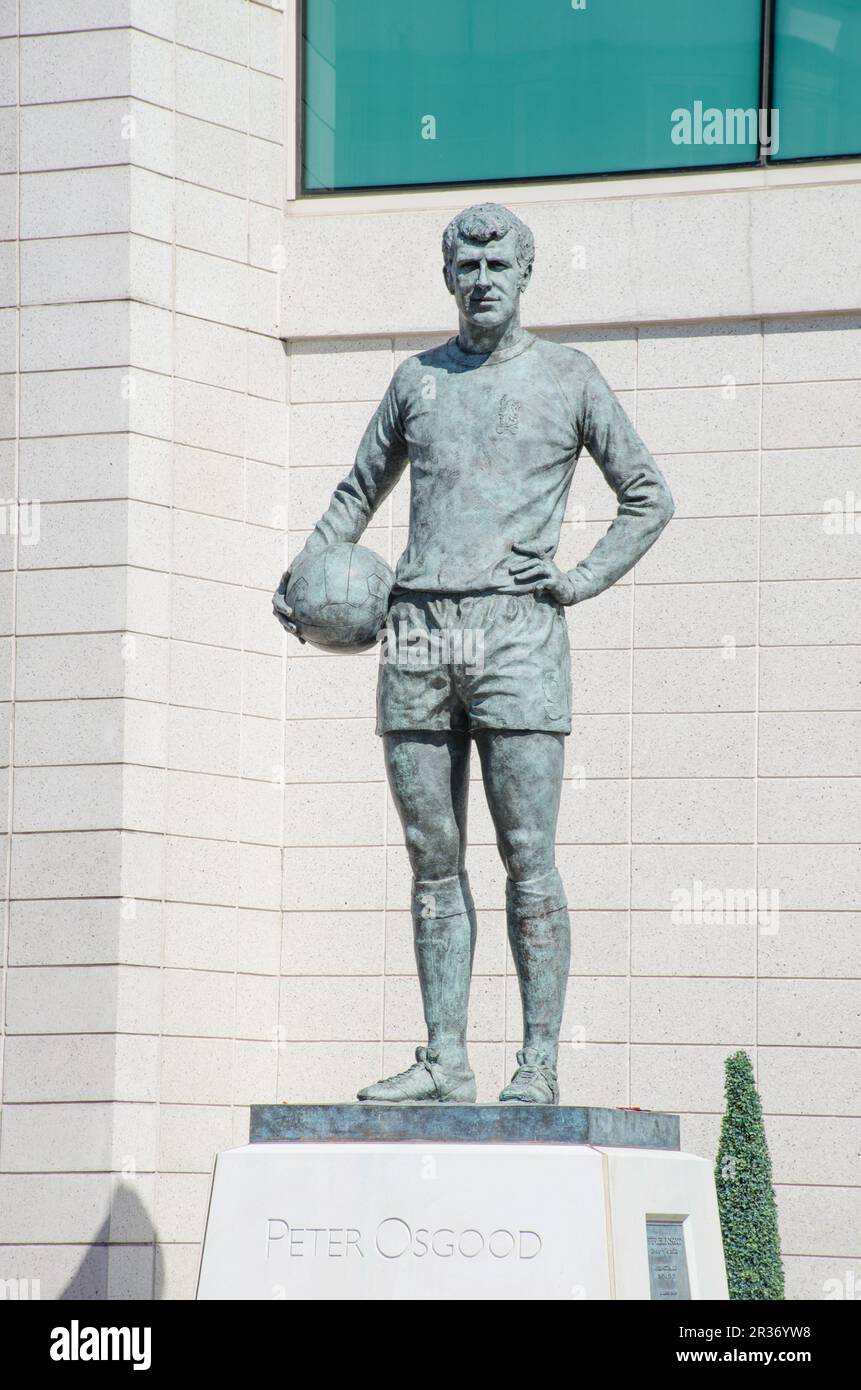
771, 0, 861, 160
303, 0, 763, 191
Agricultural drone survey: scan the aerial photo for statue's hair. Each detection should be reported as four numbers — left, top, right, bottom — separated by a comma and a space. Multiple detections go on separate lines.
442, 203, 535, 274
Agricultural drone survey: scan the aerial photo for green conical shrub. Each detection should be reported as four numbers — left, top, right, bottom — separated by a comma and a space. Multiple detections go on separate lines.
715, 1050, 785, 1300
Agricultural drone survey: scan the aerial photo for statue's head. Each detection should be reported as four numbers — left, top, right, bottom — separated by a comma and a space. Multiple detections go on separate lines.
442, 203, 534, 331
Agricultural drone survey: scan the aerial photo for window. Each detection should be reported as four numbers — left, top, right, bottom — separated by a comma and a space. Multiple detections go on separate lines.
771, 0, 861, 161
302, 0, 859, 194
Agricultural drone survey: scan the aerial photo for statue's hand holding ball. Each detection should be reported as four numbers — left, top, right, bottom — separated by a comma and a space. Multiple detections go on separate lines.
272, 568, 304, 642
272, 542, 394, 653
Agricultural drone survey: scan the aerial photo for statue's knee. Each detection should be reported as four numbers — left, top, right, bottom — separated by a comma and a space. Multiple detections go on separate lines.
404, 821, 461, 880
499, 825, 555, 882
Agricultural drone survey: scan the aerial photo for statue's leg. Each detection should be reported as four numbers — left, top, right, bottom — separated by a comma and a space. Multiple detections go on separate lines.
356, 730, 477, 1103
476, 729, 570, 1103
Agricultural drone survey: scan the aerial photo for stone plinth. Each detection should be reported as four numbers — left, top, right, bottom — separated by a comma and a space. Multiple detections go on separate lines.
196, 1105, 727, 1301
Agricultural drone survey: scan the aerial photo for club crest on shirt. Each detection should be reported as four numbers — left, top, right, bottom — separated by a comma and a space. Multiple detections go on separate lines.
496, 394, 520, 436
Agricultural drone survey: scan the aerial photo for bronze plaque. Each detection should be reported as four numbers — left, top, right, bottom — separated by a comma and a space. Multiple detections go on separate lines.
646, 1220, 691, 1300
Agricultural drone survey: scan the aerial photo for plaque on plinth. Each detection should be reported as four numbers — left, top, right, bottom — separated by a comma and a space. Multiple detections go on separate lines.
196, 1105, 728, 1301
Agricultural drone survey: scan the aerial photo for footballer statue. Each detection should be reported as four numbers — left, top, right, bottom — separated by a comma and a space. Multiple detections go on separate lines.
273, 203, 674, 1106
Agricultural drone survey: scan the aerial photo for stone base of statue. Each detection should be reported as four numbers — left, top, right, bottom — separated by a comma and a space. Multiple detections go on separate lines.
195, 1105, 728, 1301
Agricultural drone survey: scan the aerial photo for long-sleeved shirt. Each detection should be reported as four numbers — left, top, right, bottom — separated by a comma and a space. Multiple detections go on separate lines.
301, 332, 674, 601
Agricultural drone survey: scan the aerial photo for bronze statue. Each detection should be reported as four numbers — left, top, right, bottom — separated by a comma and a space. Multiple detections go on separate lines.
274, 203, 674, 1104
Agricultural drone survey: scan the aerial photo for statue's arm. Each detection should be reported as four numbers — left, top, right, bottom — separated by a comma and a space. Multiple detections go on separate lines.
297, 373, 409, 564
566, 362, 674, 603
273, 373, 408, 639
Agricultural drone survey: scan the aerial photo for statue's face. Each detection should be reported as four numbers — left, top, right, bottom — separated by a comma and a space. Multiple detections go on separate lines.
444, 228, 529, 329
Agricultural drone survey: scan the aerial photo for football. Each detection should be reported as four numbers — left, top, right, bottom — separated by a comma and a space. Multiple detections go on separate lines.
283, 542, 394, 653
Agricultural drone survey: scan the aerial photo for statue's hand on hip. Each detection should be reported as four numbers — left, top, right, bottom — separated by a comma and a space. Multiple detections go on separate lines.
510, 545, 577, 605
272, 568, 306, 642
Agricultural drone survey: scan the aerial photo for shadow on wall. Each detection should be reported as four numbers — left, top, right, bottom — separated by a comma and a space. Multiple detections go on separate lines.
61, 1183, 164, 1301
